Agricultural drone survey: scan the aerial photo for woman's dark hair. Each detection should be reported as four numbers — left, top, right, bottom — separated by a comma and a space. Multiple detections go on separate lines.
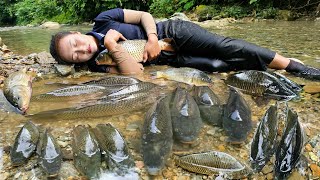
50, 31, 73, 65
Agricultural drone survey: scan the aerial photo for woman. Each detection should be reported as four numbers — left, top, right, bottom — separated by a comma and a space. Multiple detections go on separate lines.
50, 8, 320, 80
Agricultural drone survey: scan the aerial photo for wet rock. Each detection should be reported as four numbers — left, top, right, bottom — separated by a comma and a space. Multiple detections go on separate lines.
310, 164, 320, 177
36, 51, 56, 64
303, 85, 320, 94
40, 21, 61, 29
54, 64, 75, 76
287, 170, 306, 180
170, 13, 190, 21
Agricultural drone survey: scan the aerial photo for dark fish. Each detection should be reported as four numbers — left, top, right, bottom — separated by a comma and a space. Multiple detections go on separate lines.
174, 151, 253, 179
37, 129, 62, 177
222, 87, 252, 143
250, 105, 278, 172
10, 121, 39, 166
142, 94, 173, 175
152, 67, 213, 86
225, 70, 297, 101
193, 86, 223, 127
32, 85, 106, 101
171, 87, 202, 143
72, 125, 101, 179
269, 72, 302, 94
274, 109, 304, 179
3, 69, 32, 113
93, 123, 134, 174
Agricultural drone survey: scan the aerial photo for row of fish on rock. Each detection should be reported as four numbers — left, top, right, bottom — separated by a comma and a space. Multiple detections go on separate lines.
2, 66, 301, 116
1, 66, 306, 179
8, 121, 135, 179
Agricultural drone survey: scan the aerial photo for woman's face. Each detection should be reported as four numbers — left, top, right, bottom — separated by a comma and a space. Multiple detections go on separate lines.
58, 32, 98, 63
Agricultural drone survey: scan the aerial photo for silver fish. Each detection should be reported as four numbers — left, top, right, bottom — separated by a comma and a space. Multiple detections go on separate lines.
3, 69, 32, 113
28, 91, 158, 120
274, 108, 304, 179
193, 86, 223, 127
222, 87, 252, 143
250, 105, 278, 172
95, 39, 173, 65
174, 151, 253, 179
152, 67, 213, 86
142, 94, 173, 175
93, 123, 135, 174
171, 87, 202, 143
225, 70, 297, 101
38, 129, 62, 177
72, 125, 101, 179
10, 121, 39, 166
83, 76, 141, 87
32, 85, 106, 101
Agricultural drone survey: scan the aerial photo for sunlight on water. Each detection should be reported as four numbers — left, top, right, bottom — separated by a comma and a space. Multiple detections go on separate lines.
0, 147, 3, 170
99, 168, 139, 180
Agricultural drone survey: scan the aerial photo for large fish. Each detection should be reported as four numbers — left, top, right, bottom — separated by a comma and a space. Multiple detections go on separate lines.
171, 87, 202, 143
106, 81, 158, 97
3, 69, 32, 113
151, 67, 213, 86
37, 129, 62, 177
250, 105, 278, 172
32, 85, 107, 102
174, 151, 252, 179
225, 70, 297, 101
28, 90, 159, 120
10, 121, 39, 166
93, 123, 135, 174
72, 125, 101, 179
269, 72, 302, 94
83, 76, 141, 87
222, 87, 252, 143
95, 39, 174, 65
192, 86, 223, 127
142, 94, 173, 175
274, 109, 304, 179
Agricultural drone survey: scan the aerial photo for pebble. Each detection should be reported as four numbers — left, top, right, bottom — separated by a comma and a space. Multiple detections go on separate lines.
309, 152, 319, 162
266, 172, 273, 179
310, 164, 320, 177
262, 165, 273, 174
305, 144, 313, 152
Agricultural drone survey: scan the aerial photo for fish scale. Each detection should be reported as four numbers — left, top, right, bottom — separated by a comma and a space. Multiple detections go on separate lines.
175, 151, 252, 179
225, 70, 297, 100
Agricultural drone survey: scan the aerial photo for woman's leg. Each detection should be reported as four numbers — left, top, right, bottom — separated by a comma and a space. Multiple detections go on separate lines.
165, 20, 275, 71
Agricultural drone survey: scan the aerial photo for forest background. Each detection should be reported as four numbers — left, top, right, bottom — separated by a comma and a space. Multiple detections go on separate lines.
1, 0, 320, 26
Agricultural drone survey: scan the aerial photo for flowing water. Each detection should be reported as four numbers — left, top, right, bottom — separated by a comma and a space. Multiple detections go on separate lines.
0, 21, 319, 179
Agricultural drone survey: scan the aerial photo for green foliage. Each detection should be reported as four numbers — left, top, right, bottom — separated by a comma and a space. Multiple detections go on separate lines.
220, 5, 249, 19
0, 0, 318, 25
0, 0, 16, 26
149, 0, 176, 17
256, 7, 278, 19
14, 0, 61, 25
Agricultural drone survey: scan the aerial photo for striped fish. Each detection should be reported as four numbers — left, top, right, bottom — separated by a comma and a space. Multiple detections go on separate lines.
174, 151, 252, 179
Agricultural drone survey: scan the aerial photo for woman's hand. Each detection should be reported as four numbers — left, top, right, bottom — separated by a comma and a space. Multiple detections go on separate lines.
143, 34, 161, 62
104, 29, 127, 51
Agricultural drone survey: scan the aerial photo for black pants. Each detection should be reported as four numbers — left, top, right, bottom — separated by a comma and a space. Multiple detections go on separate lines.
154, 20, 276, 72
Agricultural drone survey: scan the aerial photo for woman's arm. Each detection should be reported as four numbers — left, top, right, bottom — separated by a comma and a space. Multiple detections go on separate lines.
104, 29, 144, 75
123, 9, 161, 61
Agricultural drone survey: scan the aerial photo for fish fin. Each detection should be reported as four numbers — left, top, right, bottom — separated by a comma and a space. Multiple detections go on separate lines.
252, 96, 271, 107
